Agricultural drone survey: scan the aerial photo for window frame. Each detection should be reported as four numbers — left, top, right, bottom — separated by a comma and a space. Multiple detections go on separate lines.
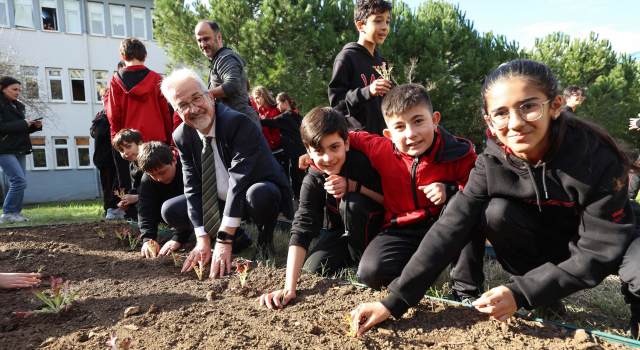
52, 137, 71, 169
0, 0, 9, 27
14, 0, 34, 29
30, 137, 49, 170
75, 137, 92, 169
46, 68, 64, 102
87, 2, 105, 36
130, 6, 146, 39
69, 69, 87, 103
93, 70, 109, 103
40, 0, 59, 32
21, 66, 40, 100
109, 4, 126, 38
64, 0, 81, 34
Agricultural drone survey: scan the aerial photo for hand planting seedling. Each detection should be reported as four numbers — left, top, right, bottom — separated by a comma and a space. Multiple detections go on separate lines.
236, 261, 250, 288
146, 241, 157, 258
191, 259, 205, 280
106, 334, 131, 350
344, 311, 358, 337
373, 62, 393, 81
171, 252, 182, 267
113, 188, 127, 199
12, 276, 79, 318
279, 282, 288, 304
97, 230, 105, 239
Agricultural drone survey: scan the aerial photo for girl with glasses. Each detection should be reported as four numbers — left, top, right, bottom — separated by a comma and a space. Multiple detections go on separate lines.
348, 59, 640, 340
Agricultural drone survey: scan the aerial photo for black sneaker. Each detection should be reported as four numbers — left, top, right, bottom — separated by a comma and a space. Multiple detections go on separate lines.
537, 299, 567, 317
627, 304, 640, 339
452, 290, 480, 305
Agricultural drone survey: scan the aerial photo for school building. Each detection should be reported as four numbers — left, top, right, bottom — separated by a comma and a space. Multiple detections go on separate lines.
0, 0, 168, 203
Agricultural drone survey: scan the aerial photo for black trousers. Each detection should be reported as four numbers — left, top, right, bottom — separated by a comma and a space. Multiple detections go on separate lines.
97, 165, 119, 213
304, 192, 384, 276
357, 218, 486, 297
481, 198, 640, 305
161, 181, 282, 247
629, 154, 640, 200
288, 157, 305, 200
111, 147, 136, 218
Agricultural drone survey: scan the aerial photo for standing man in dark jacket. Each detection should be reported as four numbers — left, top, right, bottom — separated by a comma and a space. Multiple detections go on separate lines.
90, 106, 122, 219
195, 20, 260, 127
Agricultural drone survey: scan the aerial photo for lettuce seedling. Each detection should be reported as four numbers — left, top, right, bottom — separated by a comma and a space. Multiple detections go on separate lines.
191, 259, 205, 280
146, 241, 157, 258
373, 62, 394, 81
106, 334, 131, 350
13, 276, 79, 318
236, 261, 250, 288
97, 230, 105, 239
344, 311, 357, 337
128, 234, 140, 251
171, 252, 182, 266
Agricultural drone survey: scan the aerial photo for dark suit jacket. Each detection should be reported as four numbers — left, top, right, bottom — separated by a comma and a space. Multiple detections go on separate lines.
173, 102, 294, 228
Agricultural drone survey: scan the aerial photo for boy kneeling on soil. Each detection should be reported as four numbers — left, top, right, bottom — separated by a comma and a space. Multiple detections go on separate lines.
112, 129, 145, 215
256, 107, 385, 309
136, 141, 193, 258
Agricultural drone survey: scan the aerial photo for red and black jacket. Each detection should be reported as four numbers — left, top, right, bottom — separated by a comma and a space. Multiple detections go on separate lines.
349, 126, 477, 229
258, 104, 283, 149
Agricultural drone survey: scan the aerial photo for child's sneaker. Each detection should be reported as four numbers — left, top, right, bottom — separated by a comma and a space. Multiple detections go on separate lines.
14, 213, 29, 222
0, 213, 27, 223
105, 208, 125, 220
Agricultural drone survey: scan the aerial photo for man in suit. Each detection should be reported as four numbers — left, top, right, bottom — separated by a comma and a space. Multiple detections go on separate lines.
159, 68, 294, 279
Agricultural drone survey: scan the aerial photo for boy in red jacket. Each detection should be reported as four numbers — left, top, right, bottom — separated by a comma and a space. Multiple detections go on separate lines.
340, 84, 485, 302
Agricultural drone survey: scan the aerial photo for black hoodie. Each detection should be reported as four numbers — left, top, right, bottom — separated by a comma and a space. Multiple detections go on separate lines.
328, 43, 388, 136
380, 124, 637, 318
259, 109, 305, 159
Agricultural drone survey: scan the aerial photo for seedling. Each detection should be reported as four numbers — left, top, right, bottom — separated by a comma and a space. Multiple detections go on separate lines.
15, 247, 23, 260
113, 188, 126, 199
36, 265, 45, 274
146, 241, 157, 258
114, 229, 125, 241
13, 276, 79, 318
373, 62, 394, 81
97, 230, 105, 239
171, 252, 182, 267
106, 334, 131, 350
344, 311, 358, 337
128, 234, 140, 251
191, 259, 205, 280
279, 282, 288, 304
236, 261, 250, 288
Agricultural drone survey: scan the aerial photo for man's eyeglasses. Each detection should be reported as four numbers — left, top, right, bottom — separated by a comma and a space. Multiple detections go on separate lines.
571, 92, 586, 99
487, 99, 553, 130
177, 93, 207, 115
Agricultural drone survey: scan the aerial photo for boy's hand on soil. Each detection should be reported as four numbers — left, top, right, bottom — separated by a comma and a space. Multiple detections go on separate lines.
369, 78, 392, 97
472, 286, 517, 322
209, 239, 232, 279
159, 241, 181, 257
255, 289, 296, 309
419, 182, 446, 205
141, 240, 160, 258
350, 302, 391, 337
0, 273, 41, 289
298, 154, 312, 170
182, 236, 211, 273
325, 175, 352, 199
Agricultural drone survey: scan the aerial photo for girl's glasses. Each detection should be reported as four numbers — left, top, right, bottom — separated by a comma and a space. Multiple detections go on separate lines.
487, 99, 553, 130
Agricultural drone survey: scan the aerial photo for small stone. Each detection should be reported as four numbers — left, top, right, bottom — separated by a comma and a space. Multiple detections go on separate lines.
123, 325, 139, 331
148, 303, 159, 314
561, 328, 568, 334
377, 328, 395, 337
8, 231, 14, 236
294, 322, 301, 326
124, 306, 140, 317
573, 329, 590, 344
206, 291, 216, 301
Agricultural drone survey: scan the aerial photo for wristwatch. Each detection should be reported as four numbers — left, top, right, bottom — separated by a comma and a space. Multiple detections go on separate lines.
216, 230, 234, 241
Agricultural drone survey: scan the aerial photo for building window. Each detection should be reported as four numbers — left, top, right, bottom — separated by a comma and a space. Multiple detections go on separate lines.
31, 137, 48, 169
69, 69, 86, 102
0, 0, 9, 27
40, 0, 58, 31
46, 68, 63, 101
150, 8, 156, 40
53, 138, 70, 168
64, 0, 81, 34
93, 70, 108, 102
21, 67, 39, 99
88, 2, 104, 35
75, 137, 91, 167
131, 7, 145, 39
109, 5, 125, 38
15, 0, 34, 28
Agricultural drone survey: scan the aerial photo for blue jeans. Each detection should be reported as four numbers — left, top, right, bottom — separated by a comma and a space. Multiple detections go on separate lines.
0, 154, 27, 214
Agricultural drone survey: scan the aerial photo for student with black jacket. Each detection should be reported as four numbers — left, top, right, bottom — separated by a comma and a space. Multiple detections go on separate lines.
349, 59, 640, 340
328, 0, 392, 136
255, 107, 384, 309
135, 142, 192, 258
90, 108, 121, 219
259, 93, 306, 199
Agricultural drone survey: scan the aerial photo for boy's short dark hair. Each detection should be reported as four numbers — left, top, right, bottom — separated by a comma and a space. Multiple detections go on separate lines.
137, 141, 174, 172
300, 107, 348, 150
563, 85, 583, 98
381, 84, 433, 122
354, 0, 392, 24
119, 37, 147, 61
112, 129, 144, 152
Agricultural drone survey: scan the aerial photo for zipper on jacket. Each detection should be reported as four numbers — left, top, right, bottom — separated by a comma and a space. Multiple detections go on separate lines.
411, 156, 421, 210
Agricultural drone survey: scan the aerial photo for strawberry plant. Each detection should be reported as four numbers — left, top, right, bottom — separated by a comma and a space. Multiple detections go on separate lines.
12, 276, 79, 318
236, 261, 250, 288
373, 62, 393, 81
171, 252, 182, 266
191, 259, 205, 280
344, 311, 357, 337
97, 230, 105, 239
147, 241, 157, 258
106, 334, 131, 350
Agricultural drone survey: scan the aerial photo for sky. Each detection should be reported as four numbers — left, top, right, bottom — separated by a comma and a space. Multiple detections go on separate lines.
402, 0, 640, 55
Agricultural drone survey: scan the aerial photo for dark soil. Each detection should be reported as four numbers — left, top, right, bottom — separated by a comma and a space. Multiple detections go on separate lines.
0, 222, 632, 349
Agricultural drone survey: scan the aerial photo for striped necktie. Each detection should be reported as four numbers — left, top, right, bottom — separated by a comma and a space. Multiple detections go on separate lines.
202, 136, 220, 235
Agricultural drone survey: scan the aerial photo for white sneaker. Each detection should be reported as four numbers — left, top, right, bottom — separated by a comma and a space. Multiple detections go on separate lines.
0, 214, 9, 224
0, 213, 27, 223
105, 208, 125, 220
15, 213, 29, 221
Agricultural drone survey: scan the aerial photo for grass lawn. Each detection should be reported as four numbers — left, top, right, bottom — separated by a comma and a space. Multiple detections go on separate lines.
0, 200, 104, 227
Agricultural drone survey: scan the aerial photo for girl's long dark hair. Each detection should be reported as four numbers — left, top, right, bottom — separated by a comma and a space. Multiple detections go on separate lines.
481, 59, 639, 189
0, 76, 26, 112
276, 92, 298, 110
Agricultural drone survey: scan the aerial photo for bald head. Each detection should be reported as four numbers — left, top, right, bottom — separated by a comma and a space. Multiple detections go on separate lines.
195, 20, 222, 59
